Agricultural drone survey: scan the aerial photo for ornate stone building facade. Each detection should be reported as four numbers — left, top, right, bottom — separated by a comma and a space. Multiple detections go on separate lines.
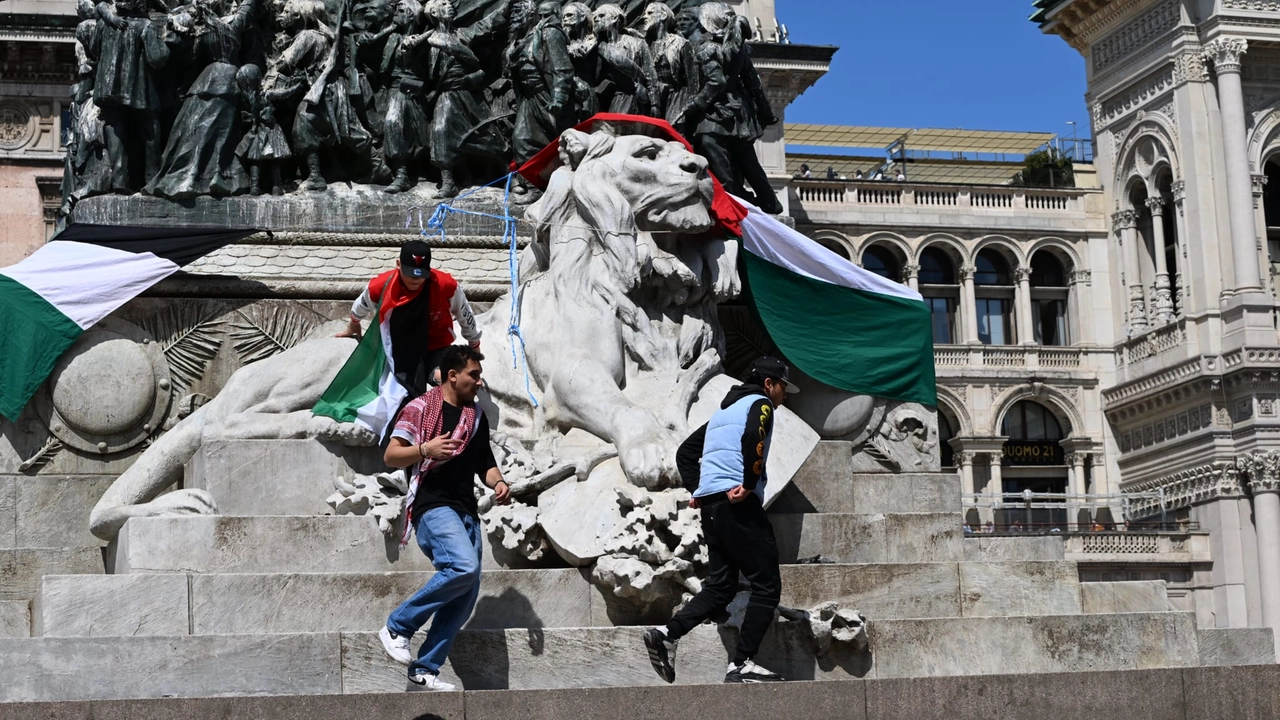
0, 1, 76, 265
1033, 0, 1280, 647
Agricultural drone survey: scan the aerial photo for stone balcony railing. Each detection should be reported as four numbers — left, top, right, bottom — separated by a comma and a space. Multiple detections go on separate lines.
1063, 531, 1211, 565
790, 179, 1092, 230
933, 344, 1088, 371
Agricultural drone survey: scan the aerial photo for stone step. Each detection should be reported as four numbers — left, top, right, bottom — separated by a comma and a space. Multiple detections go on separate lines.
185, 439, 385, 517
965, 535, 1066, 562
36, 561, 1087, 637
0, 547, 103, 602
116, 512, 1010, 574
0, 612, 1204, 701
0, 600, 30, 637
772, 512, 965, 563
773, 442, 961, 515
1197, 627, 1276, 666
1081, 580, 1169, 614
7, 666, 1280, 720
0, 475, 113, 549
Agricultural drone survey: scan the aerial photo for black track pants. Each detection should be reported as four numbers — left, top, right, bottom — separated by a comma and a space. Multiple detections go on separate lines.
665, 492, 781, 664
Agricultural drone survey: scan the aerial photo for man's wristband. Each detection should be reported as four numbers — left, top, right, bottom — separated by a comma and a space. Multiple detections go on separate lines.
419, 443, 427, 458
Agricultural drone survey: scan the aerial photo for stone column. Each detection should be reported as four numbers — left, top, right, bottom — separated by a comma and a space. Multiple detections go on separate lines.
1147, 197, 1174, 324
1114, 210, 1147, 332
1066, 452, 1089, 528
1015, 267, 1035, 345
1204, 38, 1264, 294
1172, 180, 1189, 315
1239, 451, 1280, 656
957, 450, 977, 522
961, 265, 980, 343
904, 264, 920, 292
986, 452, 1004, 525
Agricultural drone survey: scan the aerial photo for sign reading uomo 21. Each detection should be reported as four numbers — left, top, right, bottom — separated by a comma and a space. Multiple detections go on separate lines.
1002, 440, 1064, 466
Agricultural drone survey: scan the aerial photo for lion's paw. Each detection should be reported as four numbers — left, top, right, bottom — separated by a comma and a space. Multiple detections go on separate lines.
309, 416, 379, 447
616, 428, 681, 490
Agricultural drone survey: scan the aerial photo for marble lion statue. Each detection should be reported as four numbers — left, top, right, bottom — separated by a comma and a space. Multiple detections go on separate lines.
89, 124, 737, 573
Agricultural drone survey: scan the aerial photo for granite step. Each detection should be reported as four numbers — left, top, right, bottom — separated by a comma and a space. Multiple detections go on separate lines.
36, 561, 1087, 637
774, 441, 961, 515
114, 512, 1002, 574
771, 512, 965, 563
6, 666, 1280, 720
0, 612, 1205, 701
1080, 580, 1169, 614
0, 600, 30, 637
0, 547, 103, 603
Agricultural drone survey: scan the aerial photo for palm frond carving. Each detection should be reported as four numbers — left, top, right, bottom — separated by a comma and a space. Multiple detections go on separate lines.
141, 305, 225, 391
230, 305, 319, 365
719, 305, 780, 379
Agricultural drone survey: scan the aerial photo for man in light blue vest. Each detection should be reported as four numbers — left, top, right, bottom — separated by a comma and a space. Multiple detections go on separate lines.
643, 356, 799, 684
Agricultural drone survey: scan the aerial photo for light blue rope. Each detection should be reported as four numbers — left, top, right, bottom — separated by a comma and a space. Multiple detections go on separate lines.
408, 173, 540, 408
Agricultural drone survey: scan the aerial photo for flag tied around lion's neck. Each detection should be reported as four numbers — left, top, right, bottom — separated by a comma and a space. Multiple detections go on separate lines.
516, 113, 749, 237
519, 113, 936, 407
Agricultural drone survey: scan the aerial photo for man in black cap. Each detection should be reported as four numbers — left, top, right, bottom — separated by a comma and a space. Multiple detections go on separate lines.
339, 239, 482, 402
644, 356, 799, 684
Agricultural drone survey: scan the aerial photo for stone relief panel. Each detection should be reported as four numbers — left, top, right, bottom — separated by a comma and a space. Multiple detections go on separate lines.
1091, 0, 1179, 74
1224, 0, 1280, 11
1118, 404, 1211, 453
1098, 67, 1174, 129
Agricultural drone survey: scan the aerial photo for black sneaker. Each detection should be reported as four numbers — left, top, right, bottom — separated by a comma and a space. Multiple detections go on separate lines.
643, 627, 677, 683
725, 659, 784, 683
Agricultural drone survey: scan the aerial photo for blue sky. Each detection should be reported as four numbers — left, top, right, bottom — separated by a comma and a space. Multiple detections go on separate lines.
777, 0, 1089, 139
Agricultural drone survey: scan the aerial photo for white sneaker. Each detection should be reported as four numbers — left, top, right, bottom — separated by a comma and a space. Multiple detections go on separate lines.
408, 670, 457, 692
724, 659, 784, 683
380, 626, 412, 665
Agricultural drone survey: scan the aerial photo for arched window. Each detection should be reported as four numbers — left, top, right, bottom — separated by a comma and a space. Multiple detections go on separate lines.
919, 247, 958, 343
861, 245, 902, 281
818, 239, 851, 261
1030, 251, 1069, 346
938, 411, 956, 468
974, 249, 1014, 345
1001, 400, 1064, 440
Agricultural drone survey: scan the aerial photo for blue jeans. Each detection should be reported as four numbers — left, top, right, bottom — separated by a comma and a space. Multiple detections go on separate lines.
386, 506, 483, 676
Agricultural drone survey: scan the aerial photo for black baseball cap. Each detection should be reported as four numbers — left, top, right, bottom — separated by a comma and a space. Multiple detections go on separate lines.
400, 240, 431, 278
751, 356, 800, 394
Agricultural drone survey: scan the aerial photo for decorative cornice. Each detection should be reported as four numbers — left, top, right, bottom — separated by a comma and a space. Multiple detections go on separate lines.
1091, 1, 1180, 74
1203, 37, 1249, 75
1126, 461, 1245, 515
1238, 450, 1280, 494
1223, 0, 1280, 11
1097, 68, 1175, 130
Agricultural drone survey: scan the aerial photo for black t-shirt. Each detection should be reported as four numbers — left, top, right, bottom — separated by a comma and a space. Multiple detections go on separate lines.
411, 402, 497, 519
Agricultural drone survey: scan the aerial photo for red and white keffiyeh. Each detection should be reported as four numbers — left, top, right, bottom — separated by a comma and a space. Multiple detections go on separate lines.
395, 385, 482, 546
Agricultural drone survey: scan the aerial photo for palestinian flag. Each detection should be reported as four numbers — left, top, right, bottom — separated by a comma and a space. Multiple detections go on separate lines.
738, 201, 937, 406
312, 275, 409, 437
0, 224, 256, 421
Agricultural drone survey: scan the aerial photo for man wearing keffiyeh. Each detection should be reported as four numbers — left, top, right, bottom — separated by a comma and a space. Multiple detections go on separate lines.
377, 345, 510, 692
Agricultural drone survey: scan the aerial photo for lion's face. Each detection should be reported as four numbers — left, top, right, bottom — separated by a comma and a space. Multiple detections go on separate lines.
587, 135, 716, 233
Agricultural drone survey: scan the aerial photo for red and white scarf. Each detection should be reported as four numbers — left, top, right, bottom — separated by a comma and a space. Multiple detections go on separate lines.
399, 385, 482, 547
